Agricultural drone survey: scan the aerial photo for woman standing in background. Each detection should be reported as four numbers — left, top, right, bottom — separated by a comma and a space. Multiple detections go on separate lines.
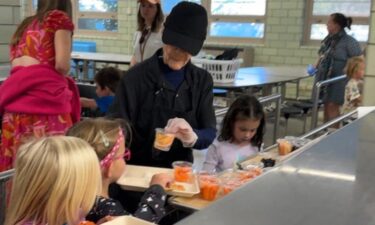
130, 0, 164, 66
314, 13, 362, 127
0, 0, 80, 171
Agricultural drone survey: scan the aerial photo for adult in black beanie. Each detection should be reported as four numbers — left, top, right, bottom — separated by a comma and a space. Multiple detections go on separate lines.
162, 1, 208, 56
109, 2, 216, 171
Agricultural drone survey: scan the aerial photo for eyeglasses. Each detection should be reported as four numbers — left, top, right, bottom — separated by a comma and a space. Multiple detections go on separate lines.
113, 148, 132, 161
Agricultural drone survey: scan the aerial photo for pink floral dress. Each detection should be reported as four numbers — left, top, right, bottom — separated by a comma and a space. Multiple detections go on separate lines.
0, 10, 75, 172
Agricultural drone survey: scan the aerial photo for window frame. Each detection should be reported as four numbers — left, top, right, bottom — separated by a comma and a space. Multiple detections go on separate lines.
164, 0, 268, 44
303, 0, 370, 45
27, 0, 118, 36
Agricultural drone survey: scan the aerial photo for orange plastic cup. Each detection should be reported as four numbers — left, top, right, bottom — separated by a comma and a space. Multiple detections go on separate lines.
79, 221, 95, 225
277, 139, 293, 156
198, 173, 220, 201
237, 167, 263, 184
154, 128, 175, 151
221, 179, 242, 195
172, 161, 193, 182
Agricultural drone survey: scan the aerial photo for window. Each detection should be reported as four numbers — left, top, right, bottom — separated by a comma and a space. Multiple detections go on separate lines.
305, 0, 370, 44
162, 0, 201, 14
161, 0, 267, 43
77, 0, 118, 33
29, 0, 118, 35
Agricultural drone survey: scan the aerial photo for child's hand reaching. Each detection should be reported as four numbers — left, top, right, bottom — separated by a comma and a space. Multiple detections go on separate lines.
96, 216, 115, 225
164, 118, 198, 147
150, 173, 173, 189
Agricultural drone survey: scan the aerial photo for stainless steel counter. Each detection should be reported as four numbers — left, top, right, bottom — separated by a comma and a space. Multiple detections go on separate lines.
177, 112, 375, 225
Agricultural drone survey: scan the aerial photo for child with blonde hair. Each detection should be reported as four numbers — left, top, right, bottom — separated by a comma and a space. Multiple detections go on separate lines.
342, 56, 365, 114
5, 136, 101, 225
67, 118, 172, 223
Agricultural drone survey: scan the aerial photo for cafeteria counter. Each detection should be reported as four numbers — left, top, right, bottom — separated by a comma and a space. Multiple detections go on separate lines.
176, 111, 375, 225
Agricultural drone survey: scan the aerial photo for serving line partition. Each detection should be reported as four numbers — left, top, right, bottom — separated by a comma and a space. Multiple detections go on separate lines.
263, 109, 358, 152
310, 75, 347, 130
176, 110, 375, 225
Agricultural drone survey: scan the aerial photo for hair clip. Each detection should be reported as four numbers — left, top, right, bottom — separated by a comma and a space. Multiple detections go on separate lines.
99, 130, 110, 147
100, 129, 126, 168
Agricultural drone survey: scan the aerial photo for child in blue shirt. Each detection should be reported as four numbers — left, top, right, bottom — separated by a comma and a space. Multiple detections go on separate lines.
80, 67, 121, 114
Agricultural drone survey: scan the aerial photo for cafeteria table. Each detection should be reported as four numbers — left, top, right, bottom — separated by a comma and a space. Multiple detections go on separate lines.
213, 66, 310, 101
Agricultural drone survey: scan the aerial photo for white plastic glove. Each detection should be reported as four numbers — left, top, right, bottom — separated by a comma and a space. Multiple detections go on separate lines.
164, 118, 198, 148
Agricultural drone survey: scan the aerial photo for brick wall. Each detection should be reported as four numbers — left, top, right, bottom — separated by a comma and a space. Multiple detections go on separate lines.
15, 0, 375, 100
74, 0, 318, 98
74, 0, 136, 54
74, 0, 319, 65
0, 0, 21, 64
3, 0, 372, 104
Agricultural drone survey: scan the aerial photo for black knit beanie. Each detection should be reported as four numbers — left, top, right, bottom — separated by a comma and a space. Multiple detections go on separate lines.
162, 2, 208, 56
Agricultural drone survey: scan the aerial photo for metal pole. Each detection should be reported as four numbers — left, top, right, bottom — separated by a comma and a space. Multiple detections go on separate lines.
258, 93, 282, 103
310, 75, 346, 130
0, 169, 15, 225
311, 83, 321, 130
259, 94, 281, 144
215, 107, 229, 117
301, 109, 357, 140
0, 169, 14, 180
274, 96, 281, 144
264, 109, 357, 152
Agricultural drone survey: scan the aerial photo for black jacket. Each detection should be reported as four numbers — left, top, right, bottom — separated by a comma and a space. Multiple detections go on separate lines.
109, 49, 216, 168
87, 185, 167, 223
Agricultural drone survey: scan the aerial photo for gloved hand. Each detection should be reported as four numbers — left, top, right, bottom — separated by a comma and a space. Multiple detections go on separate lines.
307, 64, 317, 76
164, 118, 198, 147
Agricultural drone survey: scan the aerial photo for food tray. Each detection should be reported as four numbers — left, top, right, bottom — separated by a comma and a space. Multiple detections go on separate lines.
117, 165, 200, 197
101, 216, 155, 225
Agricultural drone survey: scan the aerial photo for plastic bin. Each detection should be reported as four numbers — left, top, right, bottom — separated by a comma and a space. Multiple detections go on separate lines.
72, 41, 96, 52
191, 58, 243, 83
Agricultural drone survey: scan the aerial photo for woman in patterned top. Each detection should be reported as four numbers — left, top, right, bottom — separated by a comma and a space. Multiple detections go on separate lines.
313, 13, 362, 127
67, 118, 172, 224
0, 0, 80, 171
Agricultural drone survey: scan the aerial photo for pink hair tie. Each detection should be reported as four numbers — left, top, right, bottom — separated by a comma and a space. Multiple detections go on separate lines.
100, 129, 125, 168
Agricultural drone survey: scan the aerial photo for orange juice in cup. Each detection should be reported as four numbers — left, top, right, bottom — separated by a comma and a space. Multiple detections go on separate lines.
172, 161, 193, 182
277, 139, 293, 156
198, 173, 220, 201
154, 128, 175, 151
